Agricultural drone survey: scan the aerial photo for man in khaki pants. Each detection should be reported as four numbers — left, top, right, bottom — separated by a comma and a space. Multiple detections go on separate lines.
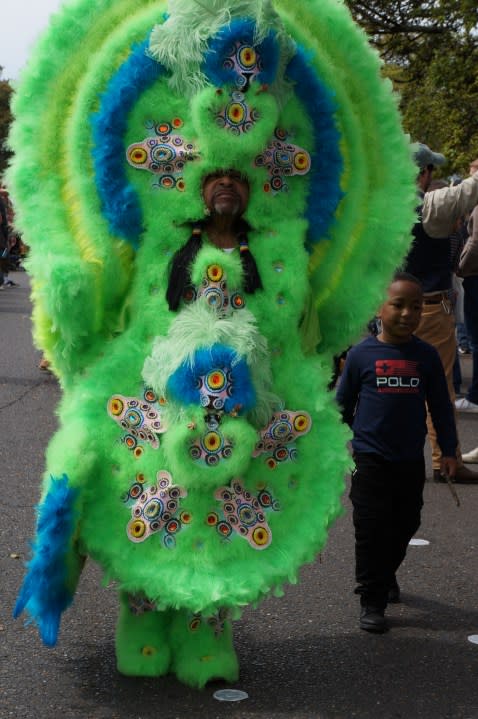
404, 143, 478, 483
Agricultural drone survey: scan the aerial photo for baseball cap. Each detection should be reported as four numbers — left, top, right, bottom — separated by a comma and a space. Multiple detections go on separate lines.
412, 142, 446, 169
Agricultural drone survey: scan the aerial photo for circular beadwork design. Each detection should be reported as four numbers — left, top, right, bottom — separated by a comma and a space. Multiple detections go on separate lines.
227, 101, 246, 125
254, 130, 312, 193
211, 479, 279, 550
141, 645, 157, 657
126, 125, 198, 190
294, 414, 310, 432
207, 264, 224, 282
216, 91, 258, 135
230, 292, 245, 309
217, 521, 232, 537
129, 519, 146, 539
110, 397, 124, 416
238, 45, 257, 69
151, 144, 174, 163
108, 390, 167, 452
252, 526, 270, 546
189, 616, 201, 632
202, 431, 223, 453
205, 369, 227, 392
128, 147, 148, 164
253, 409, 313, 467
125, 471, 187, 545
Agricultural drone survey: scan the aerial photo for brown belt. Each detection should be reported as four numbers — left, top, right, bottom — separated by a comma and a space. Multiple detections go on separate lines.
423, 292, 449, 305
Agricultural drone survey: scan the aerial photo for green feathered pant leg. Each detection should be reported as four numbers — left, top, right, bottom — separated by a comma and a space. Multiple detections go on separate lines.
115, 593, 171, 677
169, 609, 239, 689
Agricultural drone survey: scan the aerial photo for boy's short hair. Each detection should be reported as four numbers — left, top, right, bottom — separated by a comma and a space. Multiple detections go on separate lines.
391, 270, 423, 292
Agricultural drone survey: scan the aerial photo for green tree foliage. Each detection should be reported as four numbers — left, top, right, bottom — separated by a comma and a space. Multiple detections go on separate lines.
346, 1, 478, 174
0, 67, 13, 177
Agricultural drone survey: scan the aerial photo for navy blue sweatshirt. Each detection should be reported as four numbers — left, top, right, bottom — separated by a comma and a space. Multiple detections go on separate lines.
336, 335, 457, 461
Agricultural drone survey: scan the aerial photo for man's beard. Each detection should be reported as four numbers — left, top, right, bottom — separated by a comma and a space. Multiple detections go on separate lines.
213, 198, 241, 216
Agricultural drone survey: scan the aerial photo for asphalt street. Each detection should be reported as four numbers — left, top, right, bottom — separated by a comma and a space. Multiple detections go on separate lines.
1, 271, 477, 719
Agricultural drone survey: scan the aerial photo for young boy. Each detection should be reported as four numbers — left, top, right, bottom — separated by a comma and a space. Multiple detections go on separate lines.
336, 272, 457, 633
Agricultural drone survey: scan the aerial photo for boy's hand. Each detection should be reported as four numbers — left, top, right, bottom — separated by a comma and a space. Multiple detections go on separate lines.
439, 457, 460, 507
440, 456, 457, 480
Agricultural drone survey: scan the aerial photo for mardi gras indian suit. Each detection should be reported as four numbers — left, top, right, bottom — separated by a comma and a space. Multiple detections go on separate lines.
9, 0, 416, 688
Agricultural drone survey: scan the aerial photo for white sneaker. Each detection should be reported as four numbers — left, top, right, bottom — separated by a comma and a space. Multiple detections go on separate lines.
455, 397, 478, 413
462, 447, 478, 463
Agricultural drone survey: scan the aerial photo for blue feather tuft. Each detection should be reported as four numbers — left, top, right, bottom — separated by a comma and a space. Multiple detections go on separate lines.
286, 47, 344, 248
91, 40, 164, 247
167, 344, 256, 413
14, 475, 79, 647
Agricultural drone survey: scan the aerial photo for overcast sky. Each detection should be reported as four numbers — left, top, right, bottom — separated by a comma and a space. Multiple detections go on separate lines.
2, 1, 64, 81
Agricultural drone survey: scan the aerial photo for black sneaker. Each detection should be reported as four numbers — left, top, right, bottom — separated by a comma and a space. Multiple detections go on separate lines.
360, 606, 388, 633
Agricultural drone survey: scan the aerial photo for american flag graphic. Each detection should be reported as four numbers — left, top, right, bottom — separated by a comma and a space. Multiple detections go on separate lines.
375, 360, 418, 376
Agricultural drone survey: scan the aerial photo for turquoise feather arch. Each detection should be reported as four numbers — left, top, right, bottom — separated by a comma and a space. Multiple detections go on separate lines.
285, 47, 344, 249
91, 40, 165, 248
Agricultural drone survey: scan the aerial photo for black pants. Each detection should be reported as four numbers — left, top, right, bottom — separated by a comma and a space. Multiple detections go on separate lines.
350, 452, 426, 609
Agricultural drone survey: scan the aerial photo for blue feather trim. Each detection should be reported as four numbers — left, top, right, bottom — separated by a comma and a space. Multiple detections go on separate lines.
286, 47, 344, 248
91, 40, 164, 247
167, 344, 256, 414
13, 475, 79, 647
203, 19, 279, 88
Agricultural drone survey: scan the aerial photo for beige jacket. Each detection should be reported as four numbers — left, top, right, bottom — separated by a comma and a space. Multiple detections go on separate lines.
458, 205, 478, 277
422, 171, 478, 238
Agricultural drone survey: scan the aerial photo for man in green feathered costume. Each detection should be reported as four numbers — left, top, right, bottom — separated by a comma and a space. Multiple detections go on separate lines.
9, 0, 417, 688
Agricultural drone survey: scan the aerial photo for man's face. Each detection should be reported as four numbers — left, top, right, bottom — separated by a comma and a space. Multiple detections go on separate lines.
418, 166, 434, 192
469, 162, 478, 176
202, 170, 249, 218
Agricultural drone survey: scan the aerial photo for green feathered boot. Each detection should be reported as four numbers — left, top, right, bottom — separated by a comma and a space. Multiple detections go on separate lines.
169, 609, 239, 689
115, 593, 172, 677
